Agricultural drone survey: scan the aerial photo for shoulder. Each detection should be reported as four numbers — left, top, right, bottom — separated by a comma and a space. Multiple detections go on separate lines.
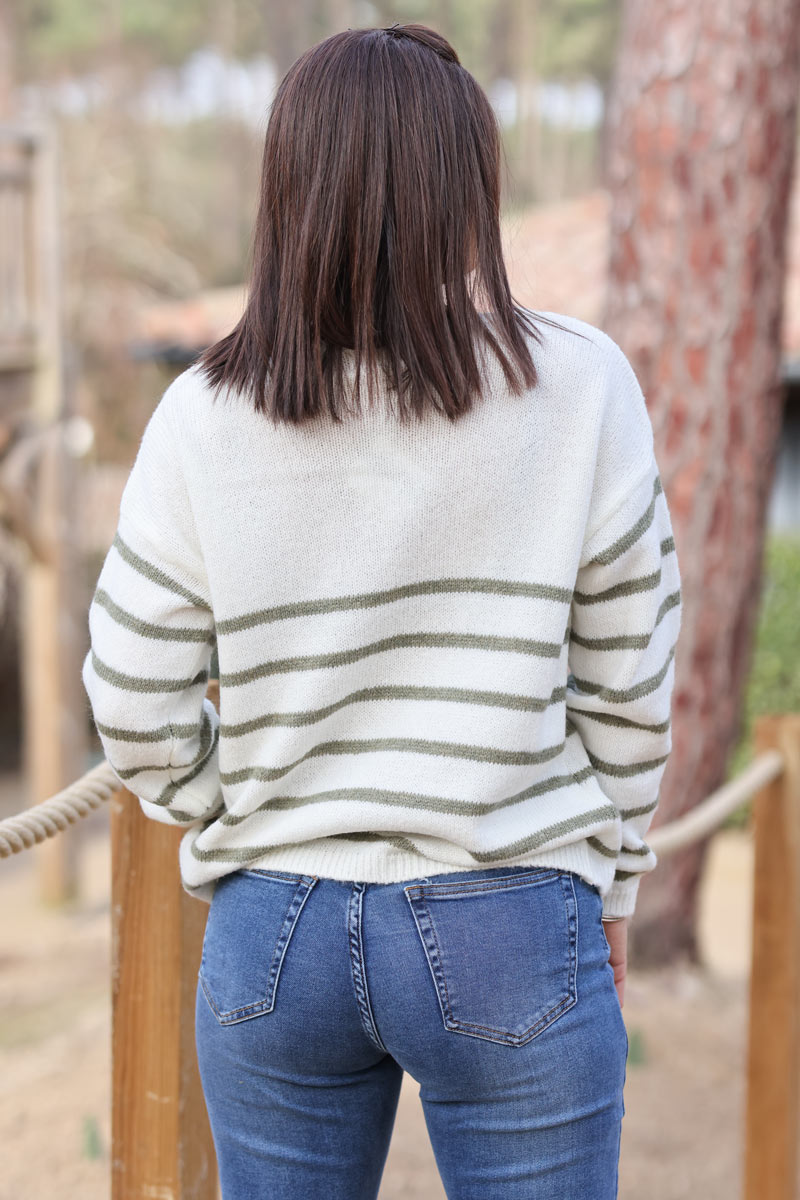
155, 362, 216, 419
526, 310, 645, 401
522, 309, 636, 375
509, 309, 641, 416
147, 363, 231, 456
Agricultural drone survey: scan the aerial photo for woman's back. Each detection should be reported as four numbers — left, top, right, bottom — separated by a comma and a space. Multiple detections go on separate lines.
81, 23, 683, 1195
83, 308, 681, 920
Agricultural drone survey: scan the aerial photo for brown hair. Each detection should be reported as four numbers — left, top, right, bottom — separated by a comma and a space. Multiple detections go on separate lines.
197, 22, 550, 425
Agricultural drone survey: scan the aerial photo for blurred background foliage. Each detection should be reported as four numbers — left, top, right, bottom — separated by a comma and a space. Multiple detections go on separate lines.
726, 534, 800, 826
3, 1, 624, 460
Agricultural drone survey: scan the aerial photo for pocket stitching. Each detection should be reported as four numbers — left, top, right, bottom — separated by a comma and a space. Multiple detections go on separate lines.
240, 868, 315, 883
406, 867, 559, 900
199, 875, 317, 1025
405, 872, 578, 1045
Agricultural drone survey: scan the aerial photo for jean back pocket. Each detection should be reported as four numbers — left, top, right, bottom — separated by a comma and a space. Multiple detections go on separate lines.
404, 868, 578, 1046
199, 868, 317, 1026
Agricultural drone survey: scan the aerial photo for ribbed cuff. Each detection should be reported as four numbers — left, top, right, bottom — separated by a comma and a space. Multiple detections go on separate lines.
601, 875, 641, 920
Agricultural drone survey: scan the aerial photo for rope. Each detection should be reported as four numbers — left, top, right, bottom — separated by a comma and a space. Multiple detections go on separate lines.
0, 760, 121, 857
647, 748, 784, 857
0, 748, 787, 859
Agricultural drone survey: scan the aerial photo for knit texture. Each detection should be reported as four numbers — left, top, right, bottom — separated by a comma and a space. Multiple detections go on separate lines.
81, 311, 683, 918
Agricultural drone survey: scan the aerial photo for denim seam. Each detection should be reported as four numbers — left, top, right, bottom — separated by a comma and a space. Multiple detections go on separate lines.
199, 874, 318, 1025
420, 889, 575, 1037
405, 872, 579, 1044
412, 873, 556, 892
404, 870, 561, 901
240, 868, 310, 883
347, 883, 388, 1054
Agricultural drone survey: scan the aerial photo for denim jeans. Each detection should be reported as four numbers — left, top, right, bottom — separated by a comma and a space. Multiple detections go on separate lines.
195, 863, 629, 1200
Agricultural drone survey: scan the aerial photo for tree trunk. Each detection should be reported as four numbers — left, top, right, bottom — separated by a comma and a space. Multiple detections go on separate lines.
603, 0, 800, 964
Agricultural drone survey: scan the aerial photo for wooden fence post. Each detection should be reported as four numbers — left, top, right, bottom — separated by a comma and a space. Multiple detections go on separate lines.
744, 713, 800, 1200
110, 684, 219, 1199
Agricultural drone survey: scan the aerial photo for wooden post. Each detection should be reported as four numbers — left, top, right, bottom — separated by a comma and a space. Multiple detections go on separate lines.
111, 683, 219, 1199
744, 713, 800, 1200
14, 119, 88, 904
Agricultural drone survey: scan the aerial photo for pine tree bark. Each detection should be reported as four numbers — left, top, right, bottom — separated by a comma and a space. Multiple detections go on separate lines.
603, 0, 800, 963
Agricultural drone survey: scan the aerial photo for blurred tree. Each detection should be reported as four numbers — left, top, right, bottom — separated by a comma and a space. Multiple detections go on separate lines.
0, 0, 16, 115
537, 0, 621, 182
5, 0, 623, 445
538, 0, 620, 85
603, 0, 800, 965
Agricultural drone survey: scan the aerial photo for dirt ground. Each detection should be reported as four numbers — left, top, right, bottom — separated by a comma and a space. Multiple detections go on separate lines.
0, 770, 773, 1199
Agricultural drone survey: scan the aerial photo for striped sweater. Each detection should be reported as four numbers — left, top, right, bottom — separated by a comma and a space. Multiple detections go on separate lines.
81, 311, 683, 918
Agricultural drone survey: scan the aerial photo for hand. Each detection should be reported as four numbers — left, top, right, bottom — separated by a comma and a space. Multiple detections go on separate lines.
603, 918, 629, 1009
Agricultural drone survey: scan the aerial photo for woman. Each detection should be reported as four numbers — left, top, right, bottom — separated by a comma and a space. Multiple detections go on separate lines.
83, 21, 682, 1200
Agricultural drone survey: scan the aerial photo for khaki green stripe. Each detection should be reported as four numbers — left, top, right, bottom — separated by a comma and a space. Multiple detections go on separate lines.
130, 722, 220, 813
113, 531, 211, 611
218, 630, 564, 689
587, 475, 663, 567
216, 682, 568, 739
564, 707, 670, 735
656, 590, 681, 624
585, 746, 669, 777
469, 806, 617, 863
215, 576, 573, 635
190, 792, 619, 865
89, 648, 209, 695
586, 835, 618, 858
585, 835, 652, 864
322, 806, 627, 866
212, 761, 598, 832
92, 587, 215, 645
99, 683, 569, 746
569, 630, 652, 651
326, 831, 427, 855
95, 719, 173, 744
111, 706, 214, 779
219, 726, 582, 792
574, 569, 661, 606
618, 798, 659, 820
574, 534, 678, 609
570, 643, 676, 704
569, 588, 681, 651
328, 824, 654, 867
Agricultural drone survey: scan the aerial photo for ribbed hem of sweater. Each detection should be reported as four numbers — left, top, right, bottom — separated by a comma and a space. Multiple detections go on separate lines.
178, 830, 618, 912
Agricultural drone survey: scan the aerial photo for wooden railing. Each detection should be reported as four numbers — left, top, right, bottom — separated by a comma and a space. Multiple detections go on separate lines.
744, 714, 800, 1200
2, 700, 799, 1199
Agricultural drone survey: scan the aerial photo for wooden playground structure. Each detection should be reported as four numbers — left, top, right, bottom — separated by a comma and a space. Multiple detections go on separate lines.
1, 118, 799, 1200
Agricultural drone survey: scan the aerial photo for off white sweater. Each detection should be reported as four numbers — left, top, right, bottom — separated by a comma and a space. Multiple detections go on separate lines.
81, 312, 683, 917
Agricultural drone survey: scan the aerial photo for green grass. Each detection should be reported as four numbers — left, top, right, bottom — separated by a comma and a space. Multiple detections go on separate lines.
723, 533, 800, 829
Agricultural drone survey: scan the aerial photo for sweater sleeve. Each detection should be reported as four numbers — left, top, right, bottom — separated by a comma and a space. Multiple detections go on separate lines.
565, 339, 683, 919
81, 382, 223, 828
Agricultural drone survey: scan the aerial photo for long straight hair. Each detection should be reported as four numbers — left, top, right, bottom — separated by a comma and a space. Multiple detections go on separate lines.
197, 22, 548, 425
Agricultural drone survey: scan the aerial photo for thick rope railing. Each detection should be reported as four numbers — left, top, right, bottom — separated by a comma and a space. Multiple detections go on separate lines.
647, 748, 784, 857
0, 747, 787, 860
0, 759, 120, 856
0, 722, 796, 1200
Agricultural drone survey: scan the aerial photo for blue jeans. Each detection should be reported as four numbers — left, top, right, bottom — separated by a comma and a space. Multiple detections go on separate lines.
195, 864, 628, 1199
